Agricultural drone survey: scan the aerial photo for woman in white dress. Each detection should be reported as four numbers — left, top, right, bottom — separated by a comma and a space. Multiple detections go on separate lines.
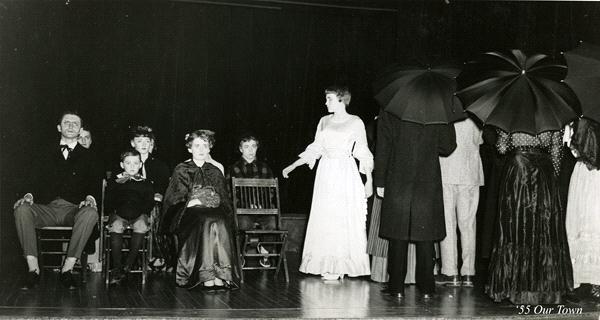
283, 86, 373, 280
566, 118, 600, 300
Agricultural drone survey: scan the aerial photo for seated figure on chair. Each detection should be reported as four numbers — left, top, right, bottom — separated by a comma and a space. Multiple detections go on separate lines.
105, 150, 155, 285
128, 126, 171, 272
226, 135, 274, 268
162, 130, 240, 291
13, 111, 100, 290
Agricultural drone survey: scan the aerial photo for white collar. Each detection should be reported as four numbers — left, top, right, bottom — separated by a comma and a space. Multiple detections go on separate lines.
59, 139, 78, 149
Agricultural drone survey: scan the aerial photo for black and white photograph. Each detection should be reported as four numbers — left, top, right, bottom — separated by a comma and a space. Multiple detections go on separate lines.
1, 0, 600, 319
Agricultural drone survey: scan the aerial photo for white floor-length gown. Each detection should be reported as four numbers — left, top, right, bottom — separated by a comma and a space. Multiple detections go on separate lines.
566, 161, 600, 287
298, 114, 372, 277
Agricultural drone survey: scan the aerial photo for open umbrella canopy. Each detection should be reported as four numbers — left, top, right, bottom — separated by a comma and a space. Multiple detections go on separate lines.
564, 42, 600, 124
373, 65, 465, 125
457, 50, 580, 135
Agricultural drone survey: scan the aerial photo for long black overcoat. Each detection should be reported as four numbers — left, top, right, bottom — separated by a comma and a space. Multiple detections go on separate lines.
374, 111, 457, 241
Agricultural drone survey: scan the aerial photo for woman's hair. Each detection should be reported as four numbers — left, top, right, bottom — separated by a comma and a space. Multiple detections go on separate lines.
325, 85, 351, 106
130, 125, 155, 140
571, 118, 600, 170
185, 129, 216, 149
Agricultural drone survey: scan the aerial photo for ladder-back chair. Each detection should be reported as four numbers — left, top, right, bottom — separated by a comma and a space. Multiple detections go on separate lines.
232, 177, 289, 283
35, 227, 89, 280
99, 179, 154, 285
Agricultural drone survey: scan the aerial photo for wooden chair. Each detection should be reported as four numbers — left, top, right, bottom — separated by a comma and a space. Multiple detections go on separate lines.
35, 226, 89, 281
99, 179, 154, 285
232, 177, 289, 283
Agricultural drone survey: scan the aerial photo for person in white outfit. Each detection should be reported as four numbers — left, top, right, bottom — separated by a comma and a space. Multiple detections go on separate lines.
437, 117, 484, 287
565, 118, 600, 301
283, 85, 373, 281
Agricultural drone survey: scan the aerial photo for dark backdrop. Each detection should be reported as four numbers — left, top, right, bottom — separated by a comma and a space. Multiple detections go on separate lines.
1, 0, 599, 266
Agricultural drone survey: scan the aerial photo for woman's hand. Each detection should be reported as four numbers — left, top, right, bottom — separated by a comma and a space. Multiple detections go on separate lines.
282, 164, 296, 178
376, 187, 384, 198
365, 183, 373, 198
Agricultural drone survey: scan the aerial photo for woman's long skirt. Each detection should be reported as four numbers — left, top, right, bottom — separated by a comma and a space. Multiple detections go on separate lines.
566, 161, 600, 288
367, 196, 415, 283
487, 151, 572, 304
175, 206, 240, 288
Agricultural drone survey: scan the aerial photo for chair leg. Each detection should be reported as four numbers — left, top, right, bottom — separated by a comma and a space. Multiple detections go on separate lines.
274, 237, 283, 279
81, 253, 88, 283
237, 235, 246, 283
36, 229, 43, 277
235, 234, 244, 284
104, 233, 110, 285
281, 234, 290, 282
142, 234, 148, 285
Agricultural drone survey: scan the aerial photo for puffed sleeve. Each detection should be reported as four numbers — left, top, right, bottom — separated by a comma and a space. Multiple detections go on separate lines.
298, 117, 326, 169
496, 129, 510, 154
352, 117, 374, 174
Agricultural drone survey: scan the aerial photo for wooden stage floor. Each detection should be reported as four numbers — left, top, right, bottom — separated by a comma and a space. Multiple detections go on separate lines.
0, 254, 599, 319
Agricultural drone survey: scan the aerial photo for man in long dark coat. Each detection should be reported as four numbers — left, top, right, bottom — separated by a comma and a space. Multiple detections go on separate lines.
374, 111, 456, 298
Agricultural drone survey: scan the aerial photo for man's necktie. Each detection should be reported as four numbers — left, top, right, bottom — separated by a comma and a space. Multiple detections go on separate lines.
60, 144, 72, 159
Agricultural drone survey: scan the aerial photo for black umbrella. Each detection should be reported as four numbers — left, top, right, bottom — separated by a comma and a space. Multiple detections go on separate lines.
456, 50, 579, 134
564, 42, 600, 123
373, 65, 465, 125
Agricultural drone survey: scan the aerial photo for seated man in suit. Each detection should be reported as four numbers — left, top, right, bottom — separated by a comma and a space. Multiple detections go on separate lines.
14, 111, 100, 290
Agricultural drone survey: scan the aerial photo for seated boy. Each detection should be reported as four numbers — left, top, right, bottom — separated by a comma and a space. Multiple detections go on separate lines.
105, 150, 154, 284
226, 135, 275, 268
129, 126, 174, 271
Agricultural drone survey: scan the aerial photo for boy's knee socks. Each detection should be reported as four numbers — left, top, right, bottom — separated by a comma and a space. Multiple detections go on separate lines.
110, 233, 123, 270
125, 233, 145, 268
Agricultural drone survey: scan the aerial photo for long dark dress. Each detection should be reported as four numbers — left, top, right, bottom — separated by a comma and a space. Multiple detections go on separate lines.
487, 129, 573, 304
161, 160, 240, 288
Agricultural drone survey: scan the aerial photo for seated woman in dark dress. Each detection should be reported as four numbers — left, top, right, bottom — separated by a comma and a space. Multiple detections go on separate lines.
161, 130, 240, 290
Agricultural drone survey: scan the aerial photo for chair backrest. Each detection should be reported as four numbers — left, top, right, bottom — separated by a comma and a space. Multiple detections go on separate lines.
231, 178, 282, 230
100, 178, 109, 227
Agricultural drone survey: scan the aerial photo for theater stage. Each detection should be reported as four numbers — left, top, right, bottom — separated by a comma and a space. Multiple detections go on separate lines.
0, 254, 598, 319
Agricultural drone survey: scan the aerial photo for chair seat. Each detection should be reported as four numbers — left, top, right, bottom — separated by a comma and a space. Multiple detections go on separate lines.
37, 226, 74, 231
242, 230, 288, 234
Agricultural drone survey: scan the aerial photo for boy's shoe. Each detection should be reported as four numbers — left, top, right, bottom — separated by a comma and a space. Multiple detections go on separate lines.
149, 258, 166, 272
461, 275, 474, 287
435, 274, 461, 287
109, 269, 126, 285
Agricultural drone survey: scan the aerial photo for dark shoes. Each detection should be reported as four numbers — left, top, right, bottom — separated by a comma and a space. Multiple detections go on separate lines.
20, 271, 40, 290
59, 270, 77, 290
435, 274, 461, 287
461, 275, 474, 287
109, 268, 127, 285
381, 287, 404, 298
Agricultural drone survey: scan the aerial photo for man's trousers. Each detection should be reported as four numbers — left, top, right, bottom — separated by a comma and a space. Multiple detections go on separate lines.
440, 184, 479, 276
14, 198, 98, 258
